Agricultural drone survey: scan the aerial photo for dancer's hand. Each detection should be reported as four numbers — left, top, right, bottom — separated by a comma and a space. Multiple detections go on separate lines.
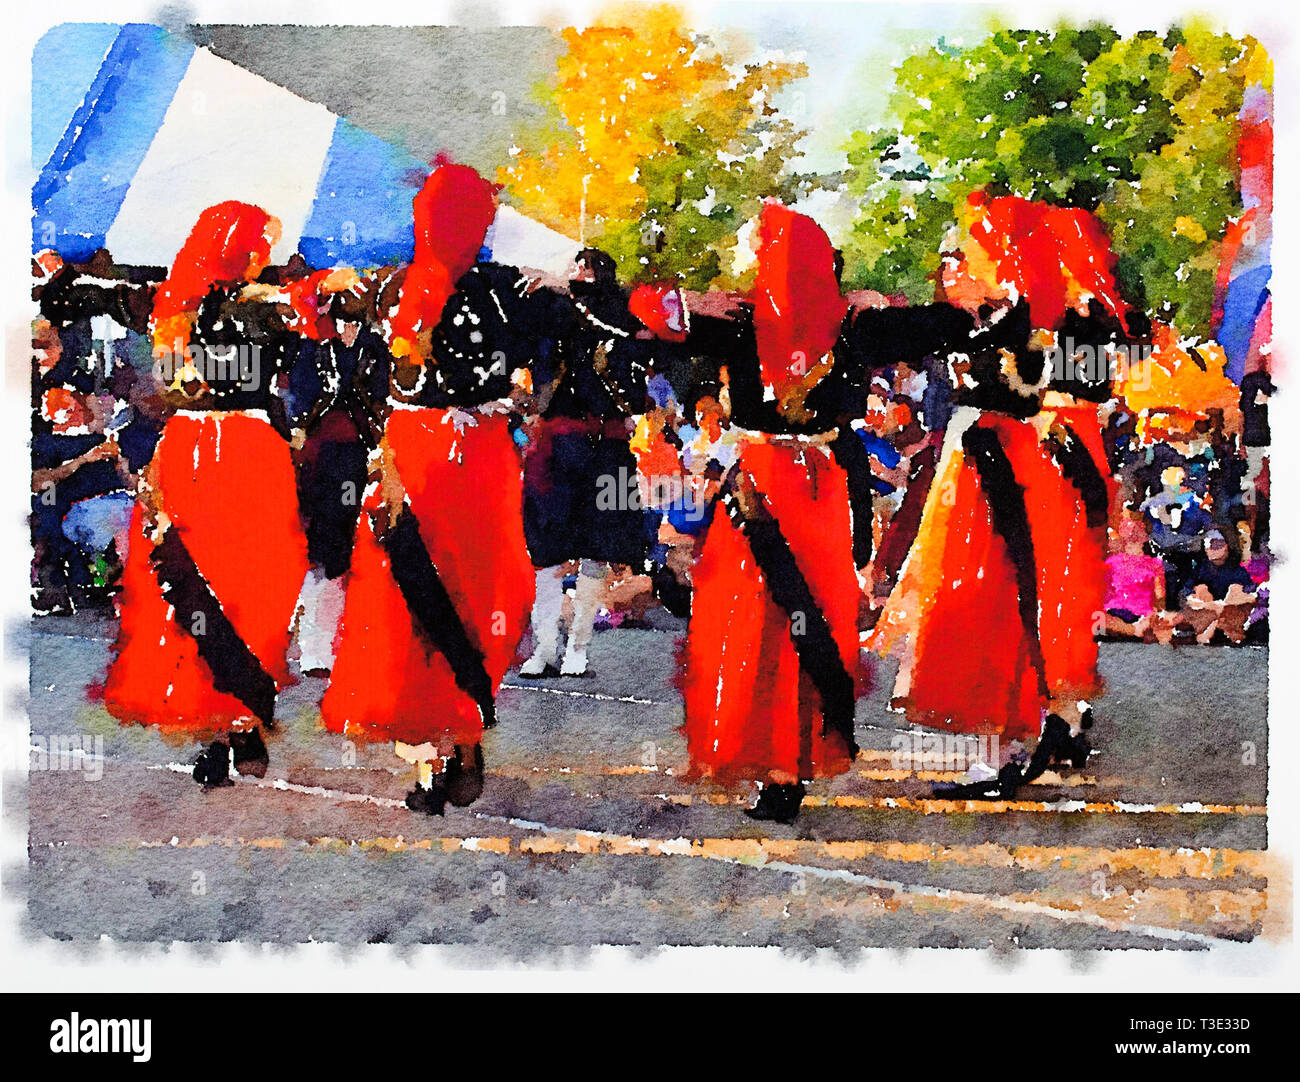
444, 407, 478, 435
367, 438, 405, 534
138, 457, 171, 544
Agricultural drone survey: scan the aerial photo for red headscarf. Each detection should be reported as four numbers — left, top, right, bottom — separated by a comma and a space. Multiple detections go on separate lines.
629, 283, 689, 342
152, 201, 275, 350
285, 268, 339, 342
966, 192, 1129, 332
750, 202, 848, 400
389, 162, 498, 360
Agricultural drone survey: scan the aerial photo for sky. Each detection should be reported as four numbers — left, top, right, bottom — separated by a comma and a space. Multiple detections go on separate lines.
33, 8, 991, 179
35, 5, 1247, 255
696, 2, 991, 172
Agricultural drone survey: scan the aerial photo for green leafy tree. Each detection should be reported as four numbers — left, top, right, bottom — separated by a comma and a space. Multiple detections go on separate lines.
842, 25, 1269, 335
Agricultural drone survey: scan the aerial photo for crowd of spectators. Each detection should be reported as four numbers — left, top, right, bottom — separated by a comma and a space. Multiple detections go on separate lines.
31, 247, 1272, 646
31, 249, 164, 615
1103, 400, 1270, 644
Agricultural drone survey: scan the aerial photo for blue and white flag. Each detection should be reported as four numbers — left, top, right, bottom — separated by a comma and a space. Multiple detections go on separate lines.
33, 22, 578, 273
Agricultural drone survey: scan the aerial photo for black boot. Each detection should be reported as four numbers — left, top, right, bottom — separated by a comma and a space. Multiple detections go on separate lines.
1063, 706, 1094, 768
744, 782, 806, 824
229, 728, 269, 779
444, 744, 485, 807
1020, 713, 1072, 785
933, 761, 1024, 800
405, 780, 447, 816
1060, 730, 1091, 769
193, 740, 233, 788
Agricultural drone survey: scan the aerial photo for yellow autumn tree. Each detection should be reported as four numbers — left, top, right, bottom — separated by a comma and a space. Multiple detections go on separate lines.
500, 3, 816, 289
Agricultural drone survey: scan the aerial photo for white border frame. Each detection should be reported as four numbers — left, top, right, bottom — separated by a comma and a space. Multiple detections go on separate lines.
2, 0, 1295, 992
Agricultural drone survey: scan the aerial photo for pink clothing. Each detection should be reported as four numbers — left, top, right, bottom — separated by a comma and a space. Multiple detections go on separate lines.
1105, 553, 1165, 618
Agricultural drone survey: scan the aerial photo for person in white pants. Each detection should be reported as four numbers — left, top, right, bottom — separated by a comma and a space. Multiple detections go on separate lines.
295, 565, 348, 675
517, 248, 654, 679
520, 559, 605, 677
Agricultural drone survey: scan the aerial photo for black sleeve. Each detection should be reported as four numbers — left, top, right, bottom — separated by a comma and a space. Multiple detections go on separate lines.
807, 312, 868, 421
682, 311, 750, 366
682, 310, 769, 428
526, 288, 577, 388
829, 427, 877, 567
605, 333, 651, 414
841, 303, 977, 373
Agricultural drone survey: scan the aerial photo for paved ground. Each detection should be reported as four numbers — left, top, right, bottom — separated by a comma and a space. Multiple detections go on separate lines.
20, 611, 1279, 952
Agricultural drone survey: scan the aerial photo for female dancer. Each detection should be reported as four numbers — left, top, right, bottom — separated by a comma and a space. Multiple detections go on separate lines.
105, 202, 308, 786
680, 203, 863, 824
868, 301, 1060, 795
871, 195, 1142, 796
321, 163, 537, 814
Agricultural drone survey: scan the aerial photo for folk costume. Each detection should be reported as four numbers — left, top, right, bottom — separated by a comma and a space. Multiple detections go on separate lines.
868, 303, 1062, 755
320, 164, 536, 814
284, 279, 390, 675
104, 202, 308, 785
871, 194, 1142, 797
680, 204, 863, 824
519, 249, 651, 678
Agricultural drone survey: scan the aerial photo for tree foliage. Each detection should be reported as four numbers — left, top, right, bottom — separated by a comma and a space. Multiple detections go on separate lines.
842, 25, 1271, 335
500, 4, 818, 290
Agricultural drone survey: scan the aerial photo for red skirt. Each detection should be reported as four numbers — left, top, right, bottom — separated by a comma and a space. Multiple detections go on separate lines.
321, 407, 534, 746
682, 439, 859, 784
1036, 402, 1109, 700
870, 412, 1059, 741
105, 412, 308, 733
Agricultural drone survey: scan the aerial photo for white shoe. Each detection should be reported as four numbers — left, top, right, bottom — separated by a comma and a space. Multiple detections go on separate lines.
559, 648, 589, 677
520, 652, 557, 678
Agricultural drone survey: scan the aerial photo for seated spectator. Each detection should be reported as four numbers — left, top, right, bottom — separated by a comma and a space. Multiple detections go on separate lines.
600, 562, 655, 627
1174, 529, 1258, 645
32, 386, 126, 612
857, 395, 914, 560
678, 392, 737, 478
1133, 423, 1190, 503
31, 367, 160, 613
1103, 403, 1142, 478
1141, 465, 1212, 599
1175, 418, 1217, 502
856, 394, 909, 496
648, 392, 735, 617
865, 399, 936, 607
630, 405, 685, 514
645, 368, 679, 415
1236, 519, 1269, 641
892, 358, 928, 405
1102, 514, 1169, 641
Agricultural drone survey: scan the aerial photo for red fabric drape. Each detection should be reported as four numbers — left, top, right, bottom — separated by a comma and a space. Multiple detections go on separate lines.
966, 193, 1128, 332
151, 201, 274, 349
106, 414, 307, 733
683, 204, 860, 785
284, 268, 338, 341
750, 203, 849, 398
388, 163, 498, 359
629, 283, 688, 342
322, 410, 534, 746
